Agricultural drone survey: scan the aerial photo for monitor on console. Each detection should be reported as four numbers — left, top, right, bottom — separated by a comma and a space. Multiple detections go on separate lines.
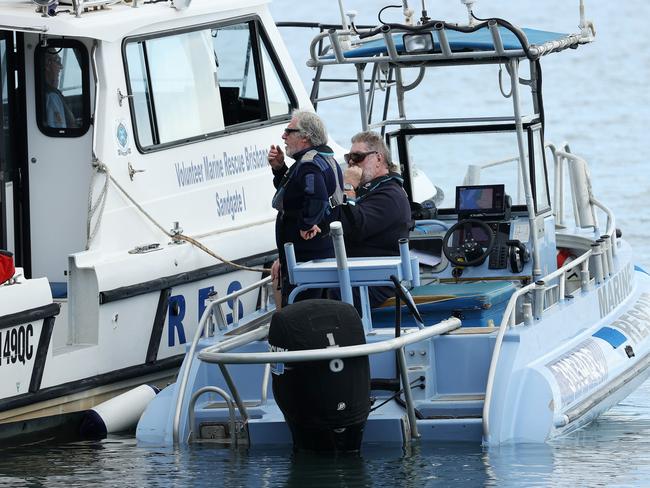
455, 184, 505, 217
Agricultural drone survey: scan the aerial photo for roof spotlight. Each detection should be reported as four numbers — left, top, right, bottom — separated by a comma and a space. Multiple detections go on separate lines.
402, 32, 435, 54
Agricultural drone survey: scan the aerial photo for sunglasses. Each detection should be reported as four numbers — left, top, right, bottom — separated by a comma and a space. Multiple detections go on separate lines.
344, 151, 378, 164
47, 57, 63, 67
283, 128, 301, 135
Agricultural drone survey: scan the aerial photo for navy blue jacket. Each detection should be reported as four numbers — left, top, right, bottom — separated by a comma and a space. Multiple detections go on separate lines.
340, 173, 412, 306
273, 145, 343, 263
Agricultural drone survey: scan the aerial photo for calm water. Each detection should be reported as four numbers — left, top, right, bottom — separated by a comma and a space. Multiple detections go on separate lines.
2, 381, 650, 487
2, 0, 650, 486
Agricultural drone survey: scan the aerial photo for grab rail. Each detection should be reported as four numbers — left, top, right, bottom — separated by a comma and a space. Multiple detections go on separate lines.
482, 248, 591, 441
198, 318, 459, 363
172, 276, 273, 445
198, 317, 461, 441
481, 216, 618, 442
188, 386, 237, 444
547, 143, 616, 245
479, 142, 617, 442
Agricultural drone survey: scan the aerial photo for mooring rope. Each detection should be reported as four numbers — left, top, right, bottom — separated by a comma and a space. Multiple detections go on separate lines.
86, 160, 270, 273
86, 159, 110, 248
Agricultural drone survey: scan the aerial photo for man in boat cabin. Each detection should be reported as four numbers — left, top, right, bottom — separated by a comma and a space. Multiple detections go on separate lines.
338, 130, 412, 308
43, 49, 77, 129
268, 110, 344, 307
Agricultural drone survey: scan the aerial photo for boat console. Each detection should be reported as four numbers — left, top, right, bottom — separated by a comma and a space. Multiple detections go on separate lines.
411, 184, 530, 278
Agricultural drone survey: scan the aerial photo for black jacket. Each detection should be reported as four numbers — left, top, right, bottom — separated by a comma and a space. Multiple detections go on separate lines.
339, 173, 412, 307
341, 173, 411, 257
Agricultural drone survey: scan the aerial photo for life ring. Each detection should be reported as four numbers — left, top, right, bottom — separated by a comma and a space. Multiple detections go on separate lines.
557, 248, 575, 268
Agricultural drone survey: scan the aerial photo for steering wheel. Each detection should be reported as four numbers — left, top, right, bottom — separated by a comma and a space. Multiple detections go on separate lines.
442, 219, 495, 267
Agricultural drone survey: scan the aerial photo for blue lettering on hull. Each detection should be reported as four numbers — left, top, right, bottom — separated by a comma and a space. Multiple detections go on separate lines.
168, 295, 187, 347
226, 281, 244, 324
167, 281, 246, 347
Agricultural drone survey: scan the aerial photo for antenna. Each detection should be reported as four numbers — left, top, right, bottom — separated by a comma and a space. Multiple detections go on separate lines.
337, 0, 351, 49
460, 0, 477, 26
419, 0, 430, 23
402, 0, 414, 25
579, 0, 596, 39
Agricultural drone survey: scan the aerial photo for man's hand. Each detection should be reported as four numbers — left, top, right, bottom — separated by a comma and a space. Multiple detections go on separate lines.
300, 225, 321, 240
271, 259, 281, 282
268, 144, 285, 170
344, 166, 363, 189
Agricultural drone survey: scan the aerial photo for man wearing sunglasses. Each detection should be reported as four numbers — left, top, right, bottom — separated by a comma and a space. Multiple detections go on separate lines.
268, 110, 344, 307
338, 131, 412, 308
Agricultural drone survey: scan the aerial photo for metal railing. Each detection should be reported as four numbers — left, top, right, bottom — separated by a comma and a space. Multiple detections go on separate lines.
188, 386, 237, 443
305, 22, 589, 70
197, 317, 462, 442
461, 143, 615, 254
482, 202, 617, 442
172, 276, 273, 445
547, 143, 615, 248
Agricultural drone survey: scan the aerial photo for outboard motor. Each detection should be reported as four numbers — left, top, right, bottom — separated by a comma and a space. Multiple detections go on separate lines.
269, 299, 370, 452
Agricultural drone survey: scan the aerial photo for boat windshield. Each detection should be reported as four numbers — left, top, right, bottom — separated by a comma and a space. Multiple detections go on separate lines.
388, 123, 550, 215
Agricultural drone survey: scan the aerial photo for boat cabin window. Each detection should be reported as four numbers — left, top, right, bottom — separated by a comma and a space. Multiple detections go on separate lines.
259, 41, 293, 118
34, 41, 91, 137
124, 19, 296, 152
388, 124, 550, 216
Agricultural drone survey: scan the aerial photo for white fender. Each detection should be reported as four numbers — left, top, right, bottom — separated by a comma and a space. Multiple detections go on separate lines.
80, 384, 158, 438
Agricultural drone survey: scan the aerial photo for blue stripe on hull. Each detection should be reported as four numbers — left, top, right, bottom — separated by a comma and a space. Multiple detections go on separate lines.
593, 327, 627, 349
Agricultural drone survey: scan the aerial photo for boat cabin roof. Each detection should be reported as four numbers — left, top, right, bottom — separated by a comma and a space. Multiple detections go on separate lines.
0, 0, 269, 42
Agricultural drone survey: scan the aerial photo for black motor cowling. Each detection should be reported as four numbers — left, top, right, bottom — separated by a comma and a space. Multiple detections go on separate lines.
269, 299, 370, 452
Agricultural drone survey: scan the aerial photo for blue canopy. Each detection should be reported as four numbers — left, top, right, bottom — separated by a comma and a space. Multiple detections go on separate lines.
327, 26, 568, 59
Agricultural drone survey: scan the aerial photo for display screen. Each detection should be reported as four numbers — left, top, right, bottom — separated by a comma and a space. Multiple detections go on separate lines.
455, 184, 505, 215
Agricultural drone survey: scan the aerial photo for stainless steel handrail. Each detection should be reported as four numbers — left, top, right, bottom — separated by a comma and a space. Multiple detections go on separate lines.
188, 386, 236, 444
482, 246, 595, 442
172, 276, 272, 445
481, 143, 618, 442
198, 317, 461, 441
547, 144, 616, 243
198, 318, 460, 364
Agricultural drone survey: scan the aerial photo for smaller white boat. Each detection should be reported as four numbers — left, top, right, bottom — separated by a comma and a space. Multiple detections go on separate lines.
1, 0, 315, 441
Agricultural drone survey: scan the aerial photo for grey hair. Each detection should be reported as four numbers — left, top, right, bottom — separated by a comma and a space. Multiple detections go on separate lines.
292, 109, 328, 147
350, 131, 397, 172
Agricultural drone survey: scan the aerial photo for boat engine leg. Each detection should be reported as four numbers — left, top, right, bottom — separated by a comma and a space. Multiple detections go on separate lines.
269, 299, 371, 452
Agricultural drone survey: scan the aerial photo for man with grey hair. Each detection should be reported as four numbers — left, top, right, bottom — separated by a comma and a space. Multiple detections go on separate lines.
268, 109, 343, 306
338, 130, 412, 308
